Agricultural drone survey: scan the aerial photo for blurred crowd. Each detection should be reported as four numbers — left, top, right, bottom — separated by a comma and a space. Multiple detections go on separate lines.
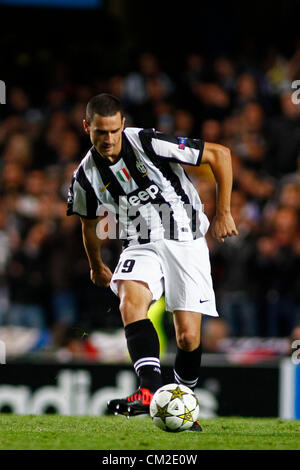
1, 46, 300, 353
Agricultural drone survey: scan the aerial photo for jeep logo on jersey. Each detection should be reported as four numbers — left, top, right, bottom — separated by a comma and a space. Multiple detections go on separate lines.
127, 184, 161, 206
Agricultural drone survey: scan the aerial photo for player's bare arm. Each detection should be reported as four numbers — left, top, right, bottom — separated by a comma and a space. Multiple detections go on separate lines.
80, 216, 113, 287
201, 142, 239, 242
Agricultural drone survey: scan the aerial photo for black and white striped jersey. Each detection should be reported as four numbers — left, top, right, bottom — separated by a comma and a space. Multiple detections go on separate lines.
67, 127, 210, 247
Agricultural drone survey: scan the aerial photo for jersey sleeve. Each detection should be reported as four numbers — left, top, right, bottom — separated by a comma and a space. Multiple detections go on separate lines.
139, 128, 204, 166
66, 166, 100, 219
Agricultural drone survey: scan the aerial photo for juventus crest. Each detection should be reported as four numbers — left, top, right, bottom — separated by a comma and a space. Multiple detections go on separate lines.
136, 155, 147, 174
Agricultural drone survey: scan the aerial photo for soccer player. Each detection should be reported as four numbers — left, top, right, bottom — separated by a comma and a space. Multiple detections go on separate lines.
67, 93, 238, 431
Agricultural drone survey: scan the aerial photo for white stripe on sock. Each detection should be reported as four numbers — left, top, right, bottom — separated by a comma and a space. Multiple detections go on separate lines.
174, 369, 198, 388
135, 361, 161, 373
134, 357, 160, 368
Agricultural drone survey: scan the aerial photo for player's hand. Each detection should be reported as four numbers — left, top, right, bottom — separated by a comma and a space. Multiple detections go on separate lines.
211, 212, 239, 243
90, 265, 113, 287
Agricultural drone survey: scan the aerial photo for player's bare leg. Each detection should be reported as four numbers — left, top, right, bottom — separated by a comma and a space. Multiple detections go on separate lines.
118, 280, 152, 326
173, 310, 203, 431
107, 280, 163, 416
173, 310, 202, 352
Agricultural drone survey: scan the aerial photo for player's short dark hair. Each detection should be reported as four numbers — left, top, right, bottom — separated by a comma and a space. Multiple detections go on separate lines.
86, 93, 123, 123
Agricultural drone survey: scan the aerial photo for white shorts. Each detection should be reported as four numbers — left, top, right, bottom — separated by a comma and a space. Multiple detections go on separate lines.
110, 237, 218, 317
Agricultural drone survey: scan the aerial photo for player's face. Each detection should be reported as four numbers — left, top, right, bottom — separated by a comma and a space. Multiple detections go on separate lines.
83, 112, 125, 161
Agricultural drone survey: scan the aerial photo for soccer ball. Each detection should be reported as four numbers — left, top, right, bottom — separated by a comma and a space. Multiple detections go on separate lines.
150, 383, 199, 432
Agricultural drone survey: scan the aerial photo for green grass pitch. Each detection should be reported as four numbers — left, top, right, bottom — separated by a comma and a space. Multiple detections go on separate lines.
0, 414, 300, 450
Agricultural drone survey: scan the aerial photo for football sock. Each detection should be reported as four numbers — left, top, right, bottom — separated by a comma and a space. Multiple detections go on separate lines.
125, 318, 163, 393
173, 343, 202, 391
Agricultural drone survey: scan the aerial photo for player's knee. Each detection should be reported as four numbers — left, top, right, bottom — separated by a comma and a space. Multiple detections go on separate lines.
119, 294, 147, 324
120, 294, 137, 315
176, 331, 200, 351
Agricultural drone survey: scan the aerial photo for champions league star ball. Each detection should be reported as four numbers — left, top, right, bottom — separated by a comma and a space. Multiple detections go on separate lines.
150, 383, 200, 432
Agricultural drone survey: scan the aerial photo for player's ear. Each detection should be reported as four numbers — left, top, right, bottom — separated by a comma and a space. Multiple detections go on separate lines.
121, 115, 126, 131
83, 119, 90, 134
